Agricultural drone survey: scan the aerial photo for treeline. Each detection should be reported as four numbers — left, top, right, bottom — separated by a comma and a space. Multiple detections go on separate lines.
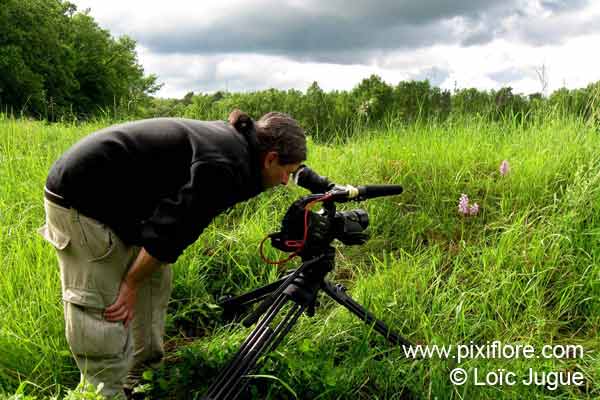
0, 0, 160, 120
2, 1, 599, 138
142, 77, 600, 141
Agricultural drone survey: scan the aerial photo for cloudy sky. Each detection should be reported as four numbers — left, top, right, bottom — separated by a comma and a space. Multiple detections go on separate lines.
70, 0, 600, 98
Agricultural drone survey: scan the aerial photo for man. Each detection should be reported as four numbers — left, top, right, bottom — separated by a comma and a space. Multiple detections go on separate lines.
37, 110, 306, 399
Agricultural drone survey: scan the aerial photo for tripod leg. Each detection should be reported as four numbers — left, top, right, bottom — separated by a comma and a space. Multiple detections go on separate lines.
203, 293, 306, 400
205, 292, 287, 398
228, 302, 306, 400
321, 280, 414, 348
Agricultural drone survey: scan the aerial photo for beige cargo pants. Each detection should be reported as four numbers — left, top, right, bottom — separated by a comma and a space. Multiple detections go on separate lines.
38, 198, 172, 399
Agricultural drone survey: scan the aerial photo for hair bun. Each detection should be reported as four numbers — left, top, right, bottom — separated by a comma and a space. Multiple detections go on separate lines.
228, 109, 254, 135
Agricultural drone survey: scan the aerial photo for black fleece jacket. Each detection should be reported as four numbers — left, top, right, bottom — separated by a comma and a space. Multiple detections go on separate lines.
46, 117, 264, 263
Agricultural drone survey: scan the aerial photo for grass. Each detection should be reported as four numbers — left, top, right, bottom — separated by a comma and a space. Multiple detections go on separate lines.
0, 114, 598, 399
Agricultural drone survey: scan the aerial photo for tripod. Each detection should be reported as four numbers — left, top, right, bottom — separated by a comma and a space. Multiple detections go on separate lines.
202, 246, 414, 400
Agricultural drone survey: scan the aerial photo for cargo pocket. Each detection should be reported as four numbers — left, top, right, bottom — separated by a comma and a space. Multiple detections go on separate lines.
38, 223, 70, 250
64, 301, 128, 358
77, 215, 116, 262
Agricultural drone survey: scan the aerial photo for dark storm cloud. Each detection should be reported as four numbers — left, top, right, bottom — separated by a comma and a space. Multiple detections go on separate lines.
138, 12, 456, 63
127, 0, 518, 62
116, 0, 595, 64
460, 26, 501, 47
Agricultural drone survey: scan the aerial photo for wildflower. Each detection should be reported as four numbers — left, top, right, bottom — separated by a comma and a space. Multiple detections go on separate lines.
499, 160, 510, 176
458, 194, 470, 215
469, 203, 479, 216
458, 194, 480, 216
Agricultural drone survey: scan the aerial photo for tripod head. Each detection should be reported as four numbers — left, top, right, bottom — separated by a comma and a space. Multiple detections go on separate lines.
268, 165, 403, 259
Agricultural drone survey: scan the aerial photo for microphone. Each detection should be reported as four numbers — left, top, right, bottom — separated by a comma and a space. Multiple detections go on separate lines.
330, 184, 402, 202
356, 184, 403, 199
292, 165, 402, 201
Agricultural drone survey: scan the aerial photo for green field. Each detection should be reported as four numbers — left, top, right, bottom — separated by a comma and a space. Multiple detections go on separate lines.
0, 115, 598, 399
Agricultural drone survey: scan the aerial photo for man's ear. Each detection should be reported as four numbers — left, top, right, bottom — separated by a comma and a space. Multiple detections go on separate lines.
263, 151, 279, 168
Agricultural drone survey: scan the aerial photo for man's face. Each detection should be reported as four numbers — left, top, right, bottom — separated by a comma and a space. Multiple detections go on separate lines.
261, 151, 302, 189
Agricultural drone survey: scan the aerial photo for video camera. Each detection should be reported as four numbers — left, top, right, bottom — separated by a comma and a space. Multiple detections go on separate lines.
269, 165, 402, 257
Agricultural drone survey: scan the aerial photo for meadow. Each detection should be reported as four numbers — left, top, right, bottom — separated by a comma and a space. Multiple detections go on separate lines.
0, 114, 598, 399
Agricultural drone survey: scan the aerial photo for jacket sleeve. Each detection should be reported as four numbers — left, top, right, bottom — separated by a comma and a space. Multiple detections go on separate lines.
139, 160, 240, 263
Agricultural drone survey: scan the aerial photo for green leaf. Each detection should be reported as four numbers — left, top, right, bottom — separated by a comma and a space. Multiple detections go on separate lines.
299, 338, 312, 353
142, 370, 154, 381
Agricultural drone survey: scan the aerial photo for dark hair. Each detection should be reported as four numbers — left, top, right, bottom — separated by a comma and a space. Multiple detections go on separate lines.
255, 111, 307, 164
228, 109, 254, 135
229, 109, 307, 165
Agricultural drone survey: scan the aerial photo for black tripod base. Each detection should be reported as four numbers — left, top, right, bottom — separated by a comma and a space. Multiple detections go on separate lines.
204, 275, 413, 400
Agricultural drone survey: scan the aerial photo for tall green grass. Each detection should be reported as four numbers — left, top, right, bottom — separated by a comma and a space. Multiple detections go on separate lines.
0, 115, 598, 399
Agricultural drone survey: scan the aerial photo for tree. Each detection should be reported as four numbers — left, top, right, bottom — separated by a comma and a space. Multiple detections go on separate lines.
304, 81, 331, 136
394, 80, 434, 122
0, 0, 161, 119
451, 88, 493, 119
67, 12, 160, 117
353, 75, 393, 122
0, 0, 77, 117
